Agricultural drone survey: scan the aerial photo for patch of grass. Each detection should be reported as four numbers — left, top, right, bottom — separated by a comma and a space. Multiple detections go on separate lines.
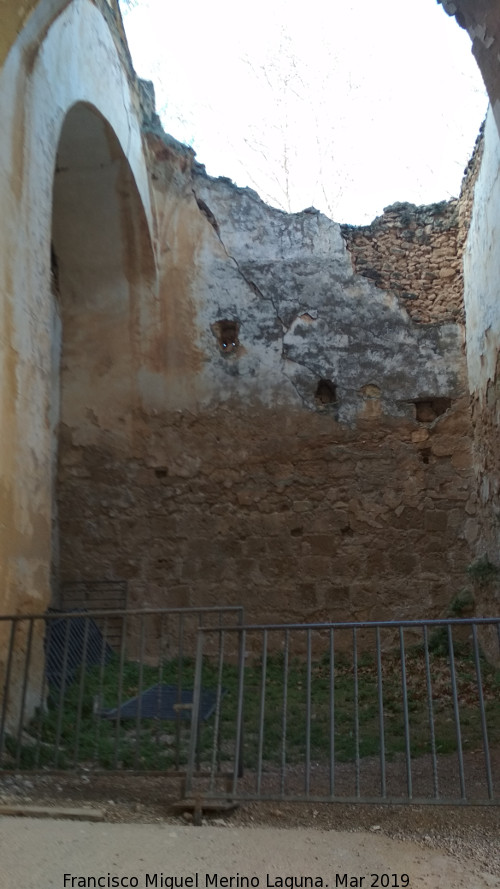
8, 639, 500, 773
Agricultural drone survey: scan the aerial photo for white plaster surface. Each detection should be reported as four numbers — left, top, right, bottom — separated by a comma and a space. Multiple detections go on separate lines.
188, 175, 467, 421
464, 107, 500, 396
0, 0, 153, 611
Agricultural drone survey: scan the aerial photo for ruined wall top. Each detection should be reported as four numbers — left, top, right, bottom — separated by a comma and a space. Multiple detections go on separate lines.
340, 123, 484, 326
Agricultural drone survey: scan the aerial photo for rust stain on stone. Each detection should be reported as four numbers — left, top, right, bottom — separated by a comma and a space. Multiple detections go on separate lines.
155, 200, 207, 380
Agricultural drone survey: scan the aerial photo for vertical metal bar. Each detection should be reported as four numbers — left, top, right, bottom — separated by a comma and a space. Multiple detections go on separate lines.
305, 628, 312, 797
472, 624, 493, 800
156, 614, 165, 761
73, 617, 91, 766
176, 612, 185, 770
179, 611, 185, 672
113, 613, 128, 770
185, 628, 205, 797
353, 627, 360, 798
423, 625, 439, 799
0, 621, 17, 766
158, 613, 166, 679
280, 629, 289, 797
133, 614, 146, 770
54, 617, 72, 768
15, 619, 34, 768
34, 618, 50, 768
376, 627, 386, 799
94, 616, 109, 763
329, 628, 335, 798
256, 629, 268, 795
447, 624, 466, 800
210, 629, 225, 791
399, 626, 412, 799
232, 628, 246, 796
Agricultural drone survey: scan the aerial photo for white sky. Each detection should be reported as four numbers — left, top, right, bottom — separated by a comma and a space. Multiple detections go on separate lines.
120, 0, 488, 224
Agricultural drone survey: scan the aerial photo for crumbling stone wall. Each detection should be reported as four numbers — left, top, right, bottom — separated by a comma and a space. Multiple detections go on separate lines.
58, 399, 475, 624
55, 116, 479, 626
340, 126, 484, 326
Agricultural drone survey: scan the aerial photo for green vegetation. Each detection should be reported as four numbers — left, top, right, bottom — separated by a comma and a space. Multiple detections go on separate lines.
448, 588, 475, 617
5, 640, 500, 772
467, 556, 500, 585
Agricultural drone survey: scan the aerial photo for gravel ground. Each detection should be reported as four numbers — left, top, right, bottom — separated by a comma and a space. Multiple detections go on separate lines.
0, 772, 499, 884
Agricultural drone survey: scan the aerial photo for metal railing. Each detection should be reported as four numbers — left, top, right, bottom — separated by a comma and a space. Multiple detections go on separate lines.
2, 609, 499, 806
0, 606, 243, 774
60, 580, 128, 649
185, 618, 500, 805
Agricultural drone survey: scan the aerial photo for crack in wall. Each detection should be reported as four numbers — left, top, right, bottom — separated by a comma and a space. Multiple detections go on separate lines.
191, 188, 367, 410
192, 186, 290, 352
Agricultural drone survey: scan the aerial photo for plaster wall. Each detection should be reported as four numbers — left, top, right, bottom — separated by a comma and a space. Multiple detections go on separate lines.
463, 107, 500, 611
0, 0, 155, 726
464, 109, 500, 394
0, 0, 153, 617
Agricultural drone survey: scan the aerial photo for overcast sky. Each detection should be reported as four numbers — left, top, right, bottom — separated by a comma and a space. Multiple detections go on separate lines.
120, 0, 488, 224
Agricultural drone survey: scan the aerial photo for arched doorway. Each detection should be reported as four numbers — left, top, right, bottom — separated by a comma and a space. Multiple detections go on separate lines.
50, 101, 156, 601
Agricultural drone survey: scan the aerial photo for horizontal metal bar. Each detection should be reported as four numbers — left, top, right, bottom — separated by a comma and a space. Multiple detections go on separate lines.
0, 606, 244, 622
0, 768, 224, 778
195, 617, 500, 633
196, 790, 500, 806
0, 766, 495, 805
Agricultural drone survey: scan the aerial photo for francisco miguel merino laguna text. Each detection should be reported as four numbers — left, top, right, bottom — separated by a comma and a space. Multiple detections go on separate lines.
63, 873, 327, 887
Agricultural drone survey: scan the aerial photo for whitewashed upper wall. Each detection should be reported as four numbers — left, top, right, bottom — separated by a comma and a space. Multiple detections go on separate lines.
184, 170, 467, 424
464, 107, 500, 397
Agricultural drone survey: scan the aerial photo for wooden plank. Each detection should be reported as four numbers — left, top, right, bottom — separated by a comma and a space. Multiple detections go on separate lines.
0, 805, 105, 821
171, 798, 238, 813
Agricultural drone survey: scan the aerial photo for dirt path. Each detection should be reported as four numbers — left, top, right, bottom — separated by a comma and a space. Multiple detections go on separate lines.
0, 819, 498, 889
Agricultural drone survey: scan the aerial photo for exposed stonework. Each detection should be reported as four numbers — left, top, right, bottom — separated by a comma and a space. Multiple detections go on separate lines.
340, 126, 484, 326
342, 201, 463, 324
1, 0, 500, 650
470, 353, 500, 617
58, 399, 476, 626
52, 124, 478, 627
4, 0, 500, 726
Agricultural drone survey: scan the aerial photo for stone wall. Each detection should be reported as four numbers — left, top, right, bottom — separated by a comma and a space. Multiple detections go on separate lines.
58, 399, 475, 626
1, 0, 494, 642
340, 126, 484, 326
55, 122, 478, 626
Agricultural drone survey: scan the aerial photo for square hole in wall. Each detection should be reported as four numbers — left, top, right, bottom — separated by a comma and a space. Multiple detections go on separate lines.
413, 397, 452, 423
211, 319, 240, 355
315, 379, 338, 405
